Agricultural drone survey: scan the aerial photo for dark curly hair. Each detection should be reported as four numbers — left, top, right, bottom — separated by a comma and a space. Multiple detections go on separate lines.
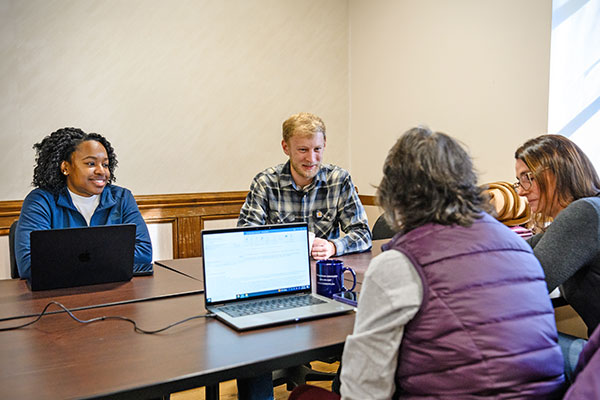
377, 126, 490, 233
32, 127, 118, 194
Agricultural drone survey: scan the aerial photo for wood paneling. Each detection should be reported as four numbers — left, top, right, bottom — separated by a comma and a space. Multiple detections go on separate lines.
0, 200, 24, 235
134, 191, 251, 258
359, 194, 376, 206
177, 216, 202, 259
0, 192, 377, 258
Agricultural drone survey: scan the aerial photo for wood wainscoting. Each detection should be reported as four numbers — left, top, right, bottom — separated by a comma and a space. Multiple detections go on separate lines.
135, 191, 249, 258
0, 192, 378, 259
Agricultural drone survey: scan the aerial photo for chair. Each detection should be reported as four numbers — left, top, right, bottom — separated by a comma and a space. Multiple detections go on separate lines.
289, 384, 340, 400
9, 220, 19, 279
372, 214, 397, 240
483, 182, 530, 227
273, 363, 337, 391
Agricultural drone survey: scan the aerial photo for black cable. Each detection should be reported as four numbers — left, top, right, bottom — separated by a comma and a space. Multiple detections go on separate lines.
153, 261, 204, 282
0, 301, 215, 333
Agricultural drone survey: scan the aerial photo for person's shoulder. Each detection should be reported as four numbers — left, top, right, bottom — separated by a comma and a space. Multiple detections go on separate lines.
320, 164, 352, 182
20, 188, 58, 217
372, 248, 410, 263
322, 163, 349, 175
563, 197, 600, 218
576, 196, 600, 209
23, 187, 55, 203
367, 249, 419, 289
368, 249, 412, 276
103, 185, 136, 203
105, 184, 131, 196
548, 197, 600, 234
252, 163, 287, 183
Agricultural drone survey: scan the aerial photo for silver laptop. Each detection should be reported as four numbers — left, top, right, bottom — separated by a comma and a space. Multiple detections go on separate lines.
201, 223, 354, 331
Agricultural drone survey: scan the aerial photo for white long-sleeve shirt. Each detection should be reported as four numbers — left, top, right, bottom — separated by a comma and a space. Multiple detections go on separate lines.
340, 250, 423, 400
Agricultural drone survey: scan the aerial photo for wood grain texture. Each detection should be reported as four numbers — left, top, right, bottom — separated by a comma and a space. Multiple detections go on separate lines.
0, 259, 204, 322
0, 294, 354, 400
0, 192, 377, 257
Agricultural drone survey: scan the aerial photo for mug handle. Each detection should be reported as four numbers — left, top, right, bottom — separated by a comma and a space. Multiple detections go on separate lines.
341, 267, 357, 292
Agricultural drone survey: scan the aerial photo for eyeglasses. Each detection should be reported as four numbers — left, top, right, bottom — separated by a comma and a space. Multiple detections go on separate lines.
513, 172, 534, 191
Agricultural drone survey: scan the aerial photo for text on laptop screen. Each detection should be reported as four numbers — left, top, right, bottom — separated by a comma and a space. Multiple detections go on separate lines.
203, 226, 311, 303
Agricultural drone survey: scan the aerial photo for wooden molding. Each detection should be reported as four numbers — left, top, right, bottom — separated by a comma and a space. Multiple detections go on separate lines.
0, 191, 377, 257
359, 194, 376, 206
135, 191, 249, 209
0, 192, 249, 252
0, 200, 24, 217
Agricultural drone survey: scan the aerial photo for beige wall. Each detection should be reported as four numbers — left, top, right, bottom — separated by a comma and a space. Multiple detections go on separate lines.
349, 0, 552, 194
0, 0, 349, 200
0, 0, 552, 201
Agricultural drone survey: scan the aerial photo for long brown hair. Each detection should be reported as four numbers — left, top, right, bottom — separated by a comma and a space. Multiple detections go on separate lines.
515, 135, 600, 231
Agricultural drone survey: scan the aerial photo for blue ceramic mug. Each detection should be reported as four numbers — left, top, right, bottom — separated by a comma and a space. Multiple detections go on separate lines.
316, 259, 357, 298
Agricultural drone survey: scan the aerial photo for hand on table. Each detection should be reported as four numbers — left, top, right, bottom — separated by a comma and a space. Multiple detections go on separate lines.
311, 238, 336, 260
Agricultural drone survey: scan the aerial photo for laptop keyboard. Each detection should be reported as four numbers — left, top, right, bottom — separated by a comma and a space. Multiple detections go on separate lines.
219, 294, 326, 318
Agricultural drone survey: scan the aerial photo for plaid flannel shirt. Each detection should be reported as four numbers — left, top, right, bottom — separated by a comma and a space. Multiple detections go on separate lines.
238, 161, 372, 255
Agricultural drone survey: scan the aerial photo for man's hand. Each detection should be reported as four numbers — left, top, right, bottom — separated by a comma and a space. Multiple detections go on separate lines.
311, 238, 336, 260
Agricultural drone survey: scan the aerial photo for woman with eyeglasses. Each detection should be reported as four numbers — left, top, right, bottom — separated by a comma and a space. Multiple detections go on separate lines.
515, 134, 600, 381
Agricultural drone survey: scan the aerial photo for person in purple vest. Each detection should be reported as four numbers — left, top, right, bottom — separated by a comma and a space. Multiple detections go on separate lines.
291, 127, 566, 399
340, 127, 567, 399
563, 324, 600, 399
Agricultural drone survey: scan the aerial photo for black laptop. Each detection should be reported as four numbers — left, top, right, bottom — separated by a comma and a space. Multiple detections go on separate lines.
29, 224, 137, 291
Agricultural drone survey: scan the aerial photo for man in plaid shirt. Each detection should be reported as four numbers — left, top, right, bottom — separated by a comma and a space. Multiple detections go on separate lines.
238, 112, 372, 259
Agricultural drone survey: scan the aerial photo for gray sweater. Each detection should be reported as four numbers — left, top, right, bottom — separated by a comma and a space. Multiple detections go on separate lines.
528, 196, 600, 336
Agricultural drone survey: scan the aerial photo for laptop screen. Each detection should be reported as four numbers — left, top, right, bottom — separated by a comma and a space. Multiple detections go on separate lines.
202, 224, 311, 304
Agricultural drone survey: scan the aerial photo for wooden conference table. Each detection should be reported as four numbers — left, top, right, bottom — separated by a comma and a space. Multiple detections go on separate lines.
0, 242, 385, 400
0, 258, 205, 322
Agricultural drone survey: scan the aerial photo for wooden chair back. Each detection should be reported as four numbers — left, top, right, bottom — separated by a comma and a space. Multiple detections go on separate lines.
483, 181, 530, 226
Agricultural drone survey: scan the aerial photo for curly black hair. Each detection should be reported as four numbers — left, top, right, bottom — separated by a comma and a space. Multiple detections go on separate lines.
32, 127, 118, 194
377, 126, 490, 233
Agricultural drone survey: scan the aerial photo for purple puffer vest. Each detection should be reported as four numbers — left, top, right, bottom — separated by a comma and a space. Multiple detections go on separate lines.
384, 213, 565, 399
564, 324, 600, 399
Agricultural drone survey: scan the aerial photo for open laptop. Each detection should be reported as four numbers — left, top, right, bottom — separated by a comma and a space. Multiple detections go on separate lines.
29, 224, 137, 291
201, 223, 355, 331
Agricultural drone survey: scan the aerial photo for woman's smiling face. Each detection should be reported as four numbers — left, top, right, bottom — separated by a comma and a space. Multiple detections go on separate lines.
61, 140, 110, 197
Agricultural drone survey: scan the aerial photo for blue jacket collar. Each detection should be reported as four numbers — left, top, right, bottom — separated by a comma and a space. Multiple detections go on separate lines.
56, 186, 116, 211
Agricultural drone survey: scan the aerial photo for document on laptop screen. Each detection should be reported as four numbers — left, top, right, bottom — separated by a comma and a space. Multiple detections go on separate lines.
203, 226, 310, 303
